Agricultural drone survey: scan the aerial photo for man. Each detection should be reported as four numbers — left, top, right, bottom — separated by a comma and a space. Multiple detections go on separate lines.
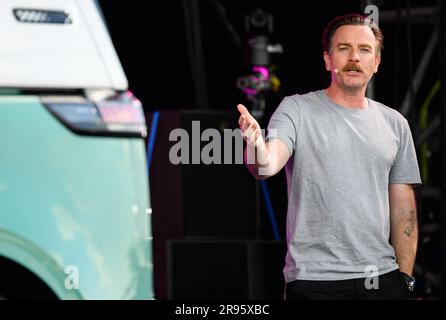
237, 14, 421, 300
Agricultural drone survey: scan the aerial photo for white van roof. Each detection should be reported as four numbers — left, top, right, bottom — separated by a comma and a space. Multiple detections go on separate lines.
0, 0, 128, 90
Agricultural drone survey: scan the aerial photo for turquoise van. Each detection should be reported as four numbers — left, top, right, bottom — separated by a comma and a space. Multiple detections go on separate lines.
0, 0, 153, 299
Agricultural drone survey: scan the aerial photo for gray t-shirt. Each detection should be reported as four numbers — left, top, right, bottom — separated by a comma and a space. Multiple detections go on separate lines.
266, 90, 422, 282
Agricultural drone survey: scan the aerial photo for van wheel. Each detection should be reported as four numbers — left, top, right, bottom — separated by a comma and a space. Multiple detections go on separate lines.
0, 256, 58, 300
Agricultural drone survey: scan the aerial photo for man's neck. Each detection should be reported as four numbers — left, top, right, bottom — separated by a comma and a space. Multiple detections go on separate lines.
325, 84, 368, 109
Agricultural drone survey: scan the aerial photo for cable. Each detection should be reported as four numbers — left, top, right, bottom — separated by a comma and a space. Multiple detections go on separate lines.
260, 180, 280, 240
210, 0, 241, 48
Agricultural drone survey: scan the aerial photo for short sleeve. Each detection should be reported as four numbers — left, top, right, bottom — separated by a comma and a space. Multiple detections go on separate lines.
389, 118, 422, 187
265, 96, 300, 155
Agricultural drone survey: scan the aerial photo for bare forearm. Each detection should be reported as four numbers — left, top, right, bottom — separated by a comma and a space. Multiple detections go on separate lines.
237, 104, 290, 179
244, 142, 273, 180
390, 207, 418, 275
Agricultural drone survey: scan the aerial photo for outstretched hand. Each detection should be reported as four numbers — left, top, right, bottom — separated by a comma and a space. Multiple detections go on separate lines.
237, 104, 263, 147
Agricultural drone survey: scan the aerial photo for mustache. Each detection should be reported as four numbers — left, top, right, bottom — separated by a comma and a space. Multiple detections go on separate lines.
342, 63, 363, 72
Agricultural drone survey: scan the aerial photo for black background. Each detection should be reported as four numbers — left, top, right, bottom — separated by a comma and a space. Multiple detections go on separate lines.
98, 0, 439, 113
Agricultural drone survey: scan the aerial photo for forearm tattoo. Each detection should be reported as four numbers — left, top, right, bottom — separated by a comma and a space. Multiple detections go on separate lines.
404, 210, 417, 237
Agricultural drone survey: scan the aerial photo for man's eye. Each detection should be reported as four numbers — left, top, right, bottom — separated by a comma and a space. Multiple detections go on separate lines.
339, 47, 348, 51
360, 48, 371, 53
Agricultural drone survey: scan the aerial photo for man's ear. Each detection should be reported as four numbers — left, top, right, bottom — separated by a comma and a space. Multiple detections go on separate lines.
323, 51, 331, 71
374, 54, 381, 73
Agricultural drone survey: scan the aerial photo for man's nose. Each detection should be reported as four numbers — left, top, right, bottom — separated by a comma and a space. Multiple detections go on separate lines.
348, 49, 360, 61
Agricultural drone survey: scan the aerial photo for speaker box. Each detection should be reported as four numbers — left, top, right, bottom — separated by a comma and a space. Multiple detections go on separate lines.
167, 240, 286, 300
150, 110, 257, 239
148, 110, 258, 299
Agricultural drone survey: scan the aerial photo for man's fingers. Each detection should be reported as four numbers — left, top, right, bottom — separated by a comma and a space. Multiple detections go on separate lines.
243, 122, 262, 143
239, 115, 256, 131
247, 127, 262, 145
239, 116, 249, 131
243, 127, 254, 142
238, 115, 245, 127
241, 119, 257, 134
249, 127, 259, 143
246, 120, 257, 132
237, 104, 255, 122
238, 104, 262, 144
237, 104, 249, 116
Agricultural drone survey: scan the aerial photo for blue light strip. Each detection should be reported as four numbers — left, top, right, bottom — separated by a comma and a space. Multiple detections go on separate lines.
260, 180, 280, 240
147, 111, 160, 173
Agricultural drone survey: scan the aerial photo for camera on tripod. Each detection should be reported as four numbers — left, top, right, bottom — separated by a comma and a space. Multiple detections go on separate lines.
236, 8, 283, 119
243, 8, 282, 67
